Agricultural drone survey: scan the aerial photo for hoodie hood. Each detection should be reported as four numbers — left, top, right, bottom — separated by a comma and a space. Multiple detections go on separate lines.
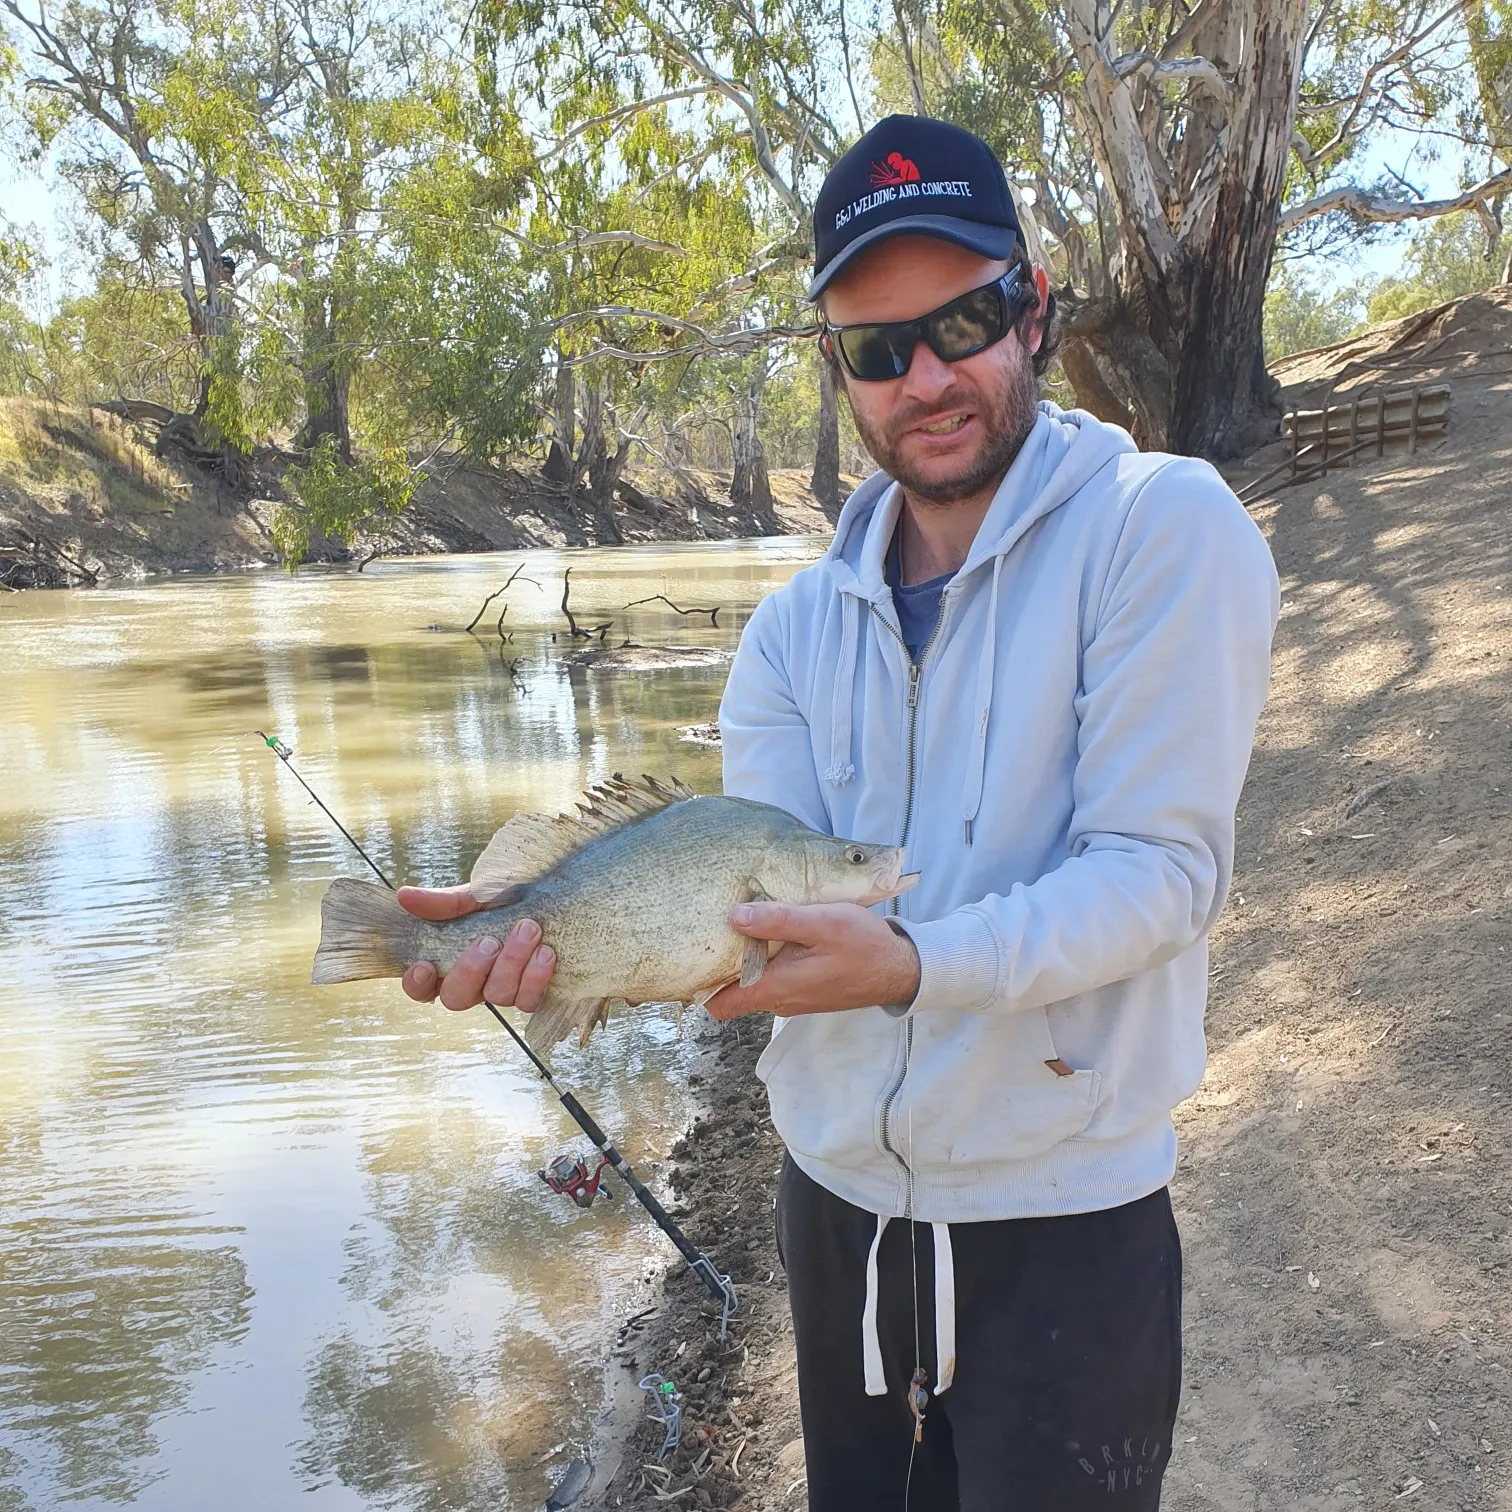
822, 403, 1138, 601
818, 403, 1138, 794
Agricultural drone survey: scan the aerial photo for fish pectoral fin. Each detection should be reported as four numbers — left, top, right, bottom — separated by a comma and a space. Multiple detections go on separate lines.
738, 880, 773, 988
740, 937, 768, 988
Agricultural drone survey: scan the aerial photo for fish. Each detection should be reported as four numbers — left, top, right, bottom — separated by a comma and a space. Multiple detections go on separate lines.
311, 774, 919, 1051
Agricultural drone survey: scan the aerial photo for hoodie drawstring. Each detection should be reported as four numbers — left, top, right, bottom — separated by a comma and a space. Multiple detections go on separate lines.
960, 554, 1004, 845
861, 1216, 957, 1397
824, 592, 860, 786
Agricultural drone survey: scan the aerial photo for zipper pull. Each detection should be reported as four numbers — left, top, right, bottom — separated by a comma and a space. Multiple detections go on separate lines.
906, 664, 921, 709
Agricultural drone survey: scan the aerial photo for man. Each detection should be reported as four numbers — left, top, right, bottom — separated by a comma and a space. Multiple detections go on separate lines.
399, 116, 1278, 1512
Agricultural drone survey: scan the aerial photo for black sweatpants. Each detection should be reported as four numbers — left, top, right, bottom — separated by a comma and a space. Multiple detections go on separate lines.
776, 1155, 1182, 1512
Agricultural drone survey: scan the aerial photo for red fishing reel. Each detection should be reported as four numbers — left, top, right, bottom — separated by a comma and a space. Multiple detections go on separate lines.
540, 1151, 613, 1208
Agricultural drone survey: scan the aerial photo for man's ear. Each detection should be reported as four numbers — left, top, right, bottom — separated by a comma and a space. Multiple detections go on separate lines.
1027, 265, 1052, 355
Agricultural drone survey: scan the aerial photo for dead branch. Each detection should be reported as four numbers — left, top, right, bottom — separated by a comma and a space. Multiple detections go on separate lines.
561, 567, 613, 640
464, 562, 531, 633
4, 528, 98, 587
465, 585, 509, 633
1279, 165, 1512, 232
620, 593, 722, 626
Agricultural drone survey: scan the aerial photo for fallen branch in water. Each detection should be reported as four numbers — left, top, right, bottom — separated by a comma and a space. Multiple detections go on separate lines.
465, 562, 531, 633
1, 529, 98, 588
465, 585, 508, 633
561, 567, 612, 640
621, 593, 721, 626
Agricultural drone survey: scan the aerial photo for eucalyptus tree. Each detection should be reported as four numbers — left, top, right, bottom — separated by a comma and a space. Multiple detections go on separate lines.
1468, 0, 1512, 278
915, 0, 1510, 454
522, 0, 1510, 462
1, 0, 293, 448
475, 0, 848, 512
235, 0, 455, 463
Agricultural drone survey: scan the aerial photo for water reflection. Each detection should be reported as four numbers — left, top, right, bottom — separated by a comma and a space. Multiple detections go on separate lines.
0, 539, 823, 1510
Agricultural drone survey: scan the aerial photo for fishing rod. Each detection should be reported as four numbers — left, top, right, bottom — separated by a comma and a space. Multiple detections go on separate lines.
257, 731, 737, 1331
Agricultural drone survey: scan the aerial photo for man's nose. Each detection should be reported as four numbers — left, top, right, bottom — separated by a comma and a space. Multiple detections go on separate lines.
899, 340, 954, 402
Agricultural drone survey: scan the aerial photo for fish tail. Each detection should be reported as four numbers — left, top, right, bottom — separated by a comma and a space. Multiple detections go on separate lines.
312, 878, 420, 984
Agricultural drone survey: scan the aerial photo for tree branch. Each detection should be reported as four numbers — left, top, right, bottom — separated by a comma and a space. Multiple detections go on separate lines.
1278, 166, 1512, 231
539, 85, 718, 157
1291, 0, 1470, 175
1111, 50, 1232, 109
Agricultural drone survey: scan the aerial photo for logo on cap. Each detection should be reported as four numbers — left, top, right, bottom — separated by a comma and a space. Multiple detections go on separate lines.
869, 152, 921, 188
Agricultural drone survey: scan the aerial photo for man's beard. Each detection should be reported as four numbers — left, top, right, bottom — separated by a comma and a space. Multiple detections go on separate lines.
849, 344, 1039, 505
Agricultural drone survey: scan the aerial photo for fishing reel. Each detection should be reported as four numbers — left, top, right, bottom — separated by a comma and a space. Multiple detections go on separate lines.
540, 1151, 613, 1209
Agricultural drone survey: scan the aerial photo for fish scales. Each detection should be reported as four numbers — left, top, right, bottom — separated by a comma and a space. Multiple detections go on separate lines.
311, 775, 917, 1051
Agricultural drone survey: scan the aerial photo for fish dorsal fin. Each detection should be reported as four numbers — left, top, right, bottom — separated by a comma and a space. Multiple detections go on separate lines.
469, 773, 694, 902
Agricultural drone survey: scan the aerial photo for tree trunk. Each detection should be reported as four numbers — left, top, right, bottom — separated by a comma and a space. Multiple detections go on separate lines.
1166, 0, 1305, 456
730, 367, 776, 530
587, 435, 630, 545
183, 221, 233, 424
294, 283, 352, 462
572, 380, 626, 544
544, 347, 574, 481
810, 357, 842, 518
1467, 1, 1512, 169
1062, 0, 1308, 458
1056, 332, 1135, 431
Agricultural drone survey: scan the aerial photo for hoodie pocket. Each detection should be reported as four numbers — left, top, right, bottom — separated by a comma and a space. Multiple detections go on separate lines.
892, 1006, 1102, 1168
756, 1012, 903, 1172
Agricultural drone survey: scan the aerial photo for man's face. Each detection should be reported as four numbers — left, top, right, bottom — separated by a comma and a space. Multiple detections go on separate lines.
822, 236, 1048, 505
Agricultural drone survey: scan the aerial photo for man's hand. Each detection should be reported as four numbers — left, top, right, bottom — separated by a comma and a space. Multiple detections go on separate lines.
396, 885, 555, 1014
705, 901, 920, 1022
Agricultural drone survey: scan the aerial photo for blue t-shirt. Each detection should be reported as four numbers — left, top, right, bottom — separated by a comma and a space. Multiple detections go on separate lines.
886, 530, 952, 663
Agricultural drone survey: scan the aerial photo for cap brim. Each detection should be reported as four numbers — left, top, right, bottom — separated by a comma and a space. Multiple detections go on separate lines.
806, 216, 1019, 301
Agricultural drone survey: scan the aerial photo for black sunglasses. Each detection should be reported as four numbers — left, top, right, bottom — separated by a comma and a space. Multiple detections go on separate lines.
819, 269, 1026, 382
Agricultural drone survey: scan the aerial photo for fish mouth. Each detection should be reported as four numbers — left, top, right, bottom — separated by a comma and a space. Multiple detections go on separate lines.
857, 854, 921, 906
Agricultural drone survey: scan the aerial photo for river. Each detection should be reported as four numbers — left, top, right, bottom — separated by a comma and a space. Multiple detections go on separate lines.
0, 539, 823, 1512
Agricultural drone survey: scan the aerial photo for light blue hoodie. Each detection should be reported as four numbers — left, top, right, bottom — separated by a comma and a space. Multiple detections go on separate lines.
719, 403, 1279, 1226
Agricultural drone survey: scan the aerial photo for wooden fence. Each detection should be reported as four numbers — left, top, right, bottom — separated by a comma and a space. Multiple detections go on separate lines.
1238, 384, 1450, 503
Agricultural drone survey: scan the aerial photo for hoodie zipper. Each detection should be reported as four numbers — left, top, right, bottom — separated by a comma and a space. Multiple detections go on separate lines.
868, 598, 947, 1215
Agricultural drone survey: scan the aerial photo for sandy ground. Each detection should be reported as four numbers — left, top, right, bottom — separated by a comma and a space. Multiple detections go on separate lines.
584, 288, 1512, 1512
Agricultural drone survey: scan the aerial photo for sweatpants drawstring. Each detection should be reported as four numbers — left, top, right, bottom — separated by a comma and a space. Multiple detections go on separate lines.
860, 1216, 957, 1397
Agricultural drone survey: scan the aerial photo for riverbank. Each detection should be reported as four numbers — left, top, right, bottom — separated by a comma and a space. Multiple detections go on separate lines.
582, 1022, 801, 1512
0, 397, 841, 586
585, 292, 1512, 1511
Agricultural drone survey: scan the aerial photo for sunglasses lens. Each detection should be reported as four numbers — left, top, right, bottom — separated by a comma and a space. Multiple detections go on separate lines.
837, 324, 912, 381
927, 284, 1008, 361
830, 272, 1024, 381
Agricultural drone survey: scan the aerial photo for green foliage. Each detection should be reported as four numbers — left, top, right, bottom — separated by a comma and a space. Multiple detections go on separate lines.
276, 435, 415, 563
1264, 265, 1365, 360
5, 0, 1510, 503
1363, 213, 1508, 325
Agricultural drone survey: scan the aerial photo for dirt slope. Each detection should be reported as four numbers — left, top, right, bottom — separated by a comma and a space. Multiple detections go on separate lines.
0, 398, 839, 585
589, 287, 1512, 1512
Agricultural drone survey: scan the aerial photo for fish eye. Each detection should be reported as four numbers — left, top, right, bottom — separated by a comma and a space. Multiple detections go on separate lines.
845, 845, 866, 865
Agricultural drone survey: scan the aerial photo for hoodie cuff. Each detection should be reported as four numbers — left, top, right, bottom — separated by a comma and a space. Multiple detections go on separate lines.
888, 910, 1000, 1016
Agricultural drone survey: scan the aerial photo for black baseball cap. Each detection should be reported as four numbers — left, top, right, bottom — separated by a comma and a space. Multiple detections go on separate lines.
808, 116, 1022, 301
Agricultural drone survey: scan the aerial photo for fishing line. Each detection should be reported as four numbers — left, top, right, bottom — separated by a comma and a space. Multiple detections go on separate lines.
257, 731, 737, 1330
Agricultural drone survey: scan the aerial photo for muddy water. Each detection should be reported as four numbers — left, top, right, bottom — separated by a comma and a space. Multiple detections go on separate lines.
0, 539, 822, 1511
